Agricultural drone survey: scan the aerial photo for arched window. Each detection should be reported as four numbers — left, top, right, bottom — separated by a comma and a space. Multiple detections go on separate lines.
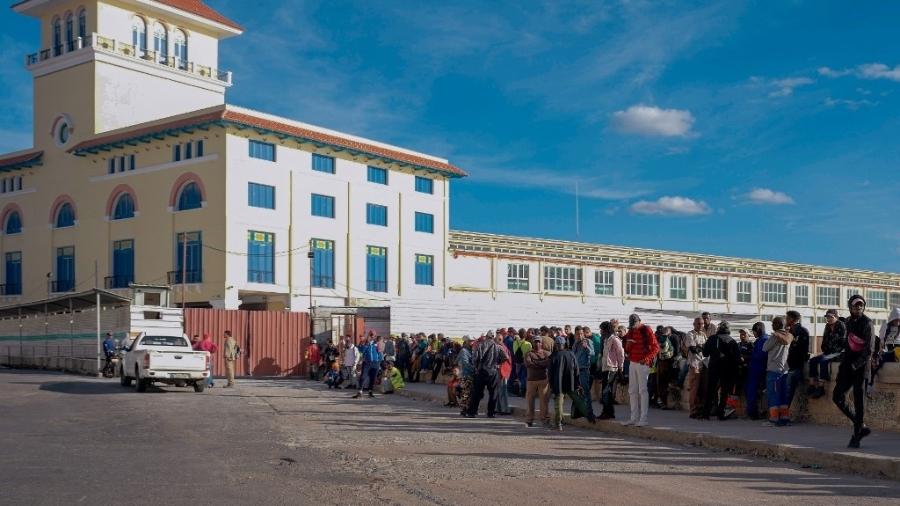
65, 13, 74, 50
52, 17, 62, 55
132, 16, 146, 54
152, 22, 168, 63
173, 29, 187, 69
113, 193, 135, 220
5, 212, 21, 235
176, 182, 202, 211
55, 202, 75, 228
77, 8, 87, 40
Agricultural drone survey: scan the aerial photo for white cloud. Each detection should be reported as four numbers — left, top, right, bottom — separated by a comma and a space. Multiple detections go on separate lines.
824, 97, 876, 110
817, 66, 851, 78
745, 188, 795, 205
768, 77, 814, 97
629, 196, 711, 216
611, 105, 695, 137
819, 63, 900, 82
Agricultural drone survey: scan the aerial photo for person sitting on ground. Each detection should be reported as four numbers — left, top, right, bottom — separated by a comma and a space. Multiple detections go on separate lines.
763, 317, 793, 426
806, 309, 846, 399
381, 361, 405, 394
325, 363, 343, 389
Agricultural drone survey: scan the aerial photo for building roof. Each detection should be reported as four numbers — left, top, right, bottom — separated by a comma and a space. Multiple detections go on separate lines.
0, 288, 131, 319
0, 149, 42, 173
69, 105, 468, 178
449, 230, 900, 288
153, 0, 243, 31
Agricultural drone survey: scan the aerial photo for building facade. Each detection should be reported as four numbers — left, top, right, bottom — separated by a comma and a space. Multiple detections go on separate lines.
3, 0, 898, 339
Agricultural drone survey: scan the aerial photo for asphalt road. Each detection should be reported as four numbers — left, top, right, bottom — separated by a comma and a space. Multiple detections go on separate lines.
2, 369, 900, 506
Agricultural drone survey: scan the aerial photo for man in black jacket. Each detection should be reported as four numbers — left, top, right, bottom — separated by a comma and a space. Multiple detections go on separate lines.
702, 321, 741, 420
785, 310, 810, 408
807, 309, 846, 399
549, 342, 593, 430
833, 295, 874, 448
466, 332, 502, 418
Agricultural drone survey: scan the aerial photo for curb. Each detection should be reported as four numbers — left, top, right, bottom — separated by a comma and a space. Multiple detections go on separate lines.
395, 387, 900, 482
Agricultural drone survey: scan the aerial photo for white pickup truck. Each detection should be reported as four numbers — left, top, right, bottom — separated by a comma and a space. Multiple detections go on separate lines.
119, 333, 210, 392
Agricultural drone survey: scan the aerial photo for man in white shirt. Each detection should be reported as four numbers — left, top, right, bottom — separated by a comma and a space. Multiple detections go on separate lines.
683, 317, 708, 419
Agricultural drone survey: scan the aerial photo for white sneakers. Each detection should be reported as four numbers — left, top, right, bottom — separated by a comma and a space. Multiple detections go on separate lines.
622, 419, 649, 427
635, 421, 648, 427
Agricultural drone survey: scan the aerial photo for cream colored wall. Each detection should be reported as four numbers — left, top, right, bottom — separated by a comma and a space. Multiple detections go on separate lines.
38, 1, 98, 49
33, 61, 96, 149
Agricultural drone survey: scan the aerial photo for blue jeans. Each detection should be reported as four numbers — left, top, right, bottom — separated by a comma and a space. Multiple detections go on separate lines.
578, 370, 595, 418
744, 365, 765, 418
497, 377, 510, 413
361, 362, 379, 392
808, 355, 832, 381
208, 361, 215, 387
517, 363, 527, 396
786, 368, 803, 406
765, 371, 789, 421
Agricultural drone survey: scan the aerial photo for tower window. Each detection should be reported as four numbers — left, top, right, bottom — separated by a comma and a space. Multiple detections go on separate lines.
132, 16, 147, 54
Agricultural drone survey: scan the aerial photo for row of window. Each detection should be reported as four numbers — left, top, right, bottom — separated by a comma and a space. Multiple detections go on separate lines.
132, 16, 188, 66
248, 140, 436, 194
172, 141, 204, 162
107, 155, 136, 174
308, 193, 435, 232
50, 8, 87, 55
1, 176, 23, 194
504, 264, 899, 308
310, 242, 433, 291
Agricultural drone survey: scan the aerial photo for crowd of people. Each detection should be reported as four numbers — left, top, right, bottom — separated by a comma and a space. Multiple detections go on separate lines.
306, 295, 898, 449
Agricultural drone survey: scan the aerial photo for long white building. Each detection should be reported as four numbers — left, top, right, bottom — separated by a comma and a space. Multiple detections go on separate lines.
2, 0, 898, 340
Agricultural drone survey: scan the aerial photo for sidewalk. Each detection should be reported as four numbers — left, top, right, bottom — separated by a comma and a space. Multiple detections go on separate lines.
396, 381, 900, 482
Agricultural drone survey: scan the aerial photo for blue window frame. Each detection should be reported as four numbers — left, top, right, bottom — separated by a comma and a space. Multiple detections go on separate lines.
78, 9, 86, 39
176, 182, 202, 211
248, 182, 275, 209
173, 144, 181, 162
312, 154, 335, 174
415, 254, 434, 286
185, 142, 192, 160
108, 158, 115, 174
366, 203, 387, 226
196, 140, 204, 157
174, 231, 202, 283
366, 246, 387, 293
111, 239, 134, 288
4, 252, 21, 295
5, 212, 21, 235
53, 18, 62, 55
113, 193, 135, 220
55, 246, 75, 292
414, 212, 434, 233
55, 202, 75, 228
415, 176, 434, 194
249, 140, 276, 161
247, 231, 275, 283
367, 166, 388, 185
129, 154, 135, 171
311, 239, 335, 288
311, 194, 335, 218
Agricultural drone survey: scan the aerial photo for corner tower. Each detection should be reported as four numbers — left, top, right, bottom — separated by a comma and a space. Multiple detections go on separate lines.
13, 0, 242, 149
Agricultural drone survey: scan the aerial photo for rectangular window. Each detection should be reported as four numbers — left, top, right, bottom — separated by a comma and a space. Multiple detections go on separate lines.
367, 166, 388, 185
248, 182, 276, 209
415, 176, 434, 194
117, 156, 125, 172
507, 264, 529, 291
312, 153, 335, 173
249, 140, 276, 162
366, 246, 388, 292
366, 203, 388, 226
4, 252, 21, 295
107, 158, 115, 174
247, 231, 275, 284
311, 239, 335, 288
112, 239, 134, 289
595, 270, 614, 295
846, 288, 860, 302
16, 177, 21, 191
310, 194, 335, 218
185, 142, 193, 160
414, 212, 434, 233
891, 292, 900, 308
128, 154, 135, 171
626, 272, 659, 297
795, 285, 810, 306
868, 290, 887, 309
55, 246, 75, 292
761, 281, 788, 304
737, 280, 752, 303
174, 231, 202, 284
670, 276, 688, 300
173, 144, 181, 162
817, 286, 839, 306
543, 266, 583, 292
698, 277, 727, 301
415, 254, 434, 286
196, 140, 204, 157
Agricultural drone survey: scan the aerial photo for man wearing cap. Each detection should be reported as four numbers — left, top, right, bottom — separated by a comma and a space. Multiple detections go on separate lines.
806, 309, 846, 399
833, 295, 875, 448
622, 314, 659, 426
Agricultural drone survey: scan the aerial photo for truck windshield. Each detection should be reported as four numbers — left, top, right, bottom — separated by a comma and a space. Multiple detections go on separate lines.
140, 336, 188, 347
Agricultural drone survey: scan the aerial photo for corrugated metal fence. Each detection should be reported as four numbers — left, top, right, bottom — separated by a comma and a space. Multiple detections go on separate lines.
184, 309, 310, 377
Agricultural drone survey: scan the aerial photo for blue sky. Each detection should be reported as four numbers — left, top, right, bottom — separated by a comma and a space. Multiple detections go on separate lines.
2, 1, 899, 271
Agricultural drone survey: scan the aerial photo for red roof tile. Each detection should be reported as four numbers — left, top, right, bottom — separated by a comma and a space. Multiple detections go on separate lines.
0, 150, 43, 171
152, 0, 243, 31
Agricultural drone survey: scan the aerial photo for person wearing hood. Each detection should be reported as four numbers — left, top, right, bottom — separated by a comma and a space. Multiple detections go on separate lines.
745, 322, 769, 420
702, 321, 741, 420
871, 306, 900, 386
806, 309, 847, 399
549, 341, 592, 430
785, 310, 811, 409
764, 317, 793, 426
622, 314, 659, 427
456, 336, 475, 416
833, 295, 875, 448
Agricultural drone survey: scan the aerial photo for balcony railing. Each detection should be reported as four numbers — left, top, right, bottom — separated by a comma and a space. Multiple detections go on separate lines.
104, 275, 133, 290
25, 33, 232, 85
0, 284, 22, 296
168, 270, 202, 285
50, 280, 75, 293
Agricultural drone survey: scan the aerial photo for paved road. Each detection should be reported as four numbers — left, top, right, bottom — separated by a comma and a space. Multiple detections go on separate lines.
3, 369, 900, 506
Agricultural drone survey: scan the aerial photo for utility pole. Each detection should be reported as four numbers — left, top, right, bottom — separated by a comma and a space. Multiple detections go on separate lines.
181, 233, 187, 329
307, 250, 315, 343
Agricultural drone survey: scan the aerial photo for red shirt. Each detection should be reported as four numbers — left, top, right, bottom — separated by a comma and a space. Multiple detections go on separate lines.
624, 325, 660, 365
198, 339, 218, 354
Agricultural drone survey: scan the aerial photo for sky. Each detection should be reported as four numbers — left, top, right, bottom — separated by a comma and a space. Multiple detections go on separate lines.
1, 1, 899, 272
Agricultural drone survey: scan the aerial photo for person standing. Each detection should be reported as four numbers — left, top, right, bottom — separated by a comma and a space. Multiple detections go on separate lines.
457, 336, 475, 415
833, 295, 875, 448
524, 335, 551, 427
599, 321, 624, 420
466, 331, 502, 418
223, 330, 238, 388
683, 317, 708, 419
622, 314, 659, 427
585, 325, 603, 402
764, 317, 793, 426
494, 333, 513, 415
198, 333, 219, 388
305, 338, 321, 381
341, 337, 360, 390
870, 307, 900, 389
807, 309, 847, 399
396, 333, 411, 381
549, 341, 591, 430
513, 329, 532, 397
654, 326, 677, 409
745, 322, 769, 420
702, 321, 741, 420
353, 335, 383, 399
572, 327, 596, 420
701, 312, 717, 339
785, 310, 810, 407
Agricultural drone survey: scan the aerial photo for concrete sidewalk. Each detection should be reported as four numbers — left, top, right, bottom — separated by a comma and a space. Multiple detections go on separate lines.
396, 381, 900, 481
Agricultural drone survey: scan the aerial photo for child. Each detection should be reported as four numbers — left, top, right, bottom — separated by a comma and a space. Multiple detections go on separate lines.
446, 367, 461, 407
324, 363, 343, 389
763, 317, 793, 426
381, 361, 405, 394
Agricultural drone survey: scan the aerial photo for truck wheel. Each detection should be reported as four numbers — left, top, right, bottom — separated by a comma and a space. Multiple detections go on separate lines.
193, 382, 206, 393
120, 367, 132, 387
